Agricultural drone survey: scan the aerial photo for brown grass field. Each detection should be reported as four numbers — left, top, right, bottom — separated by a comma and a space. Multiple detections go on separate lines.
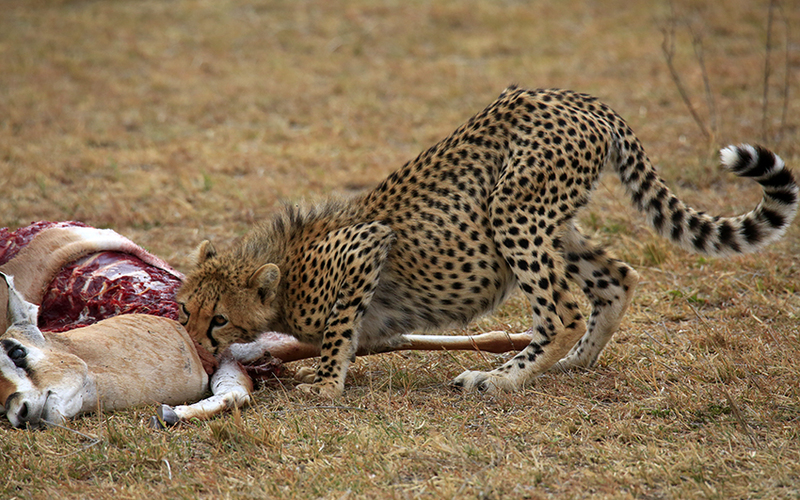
1, 0, 799, 498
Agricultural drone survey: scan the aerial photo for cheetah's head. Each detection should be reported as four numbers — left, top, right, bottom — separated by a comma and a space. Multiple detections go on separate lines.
176, 240, 281, 355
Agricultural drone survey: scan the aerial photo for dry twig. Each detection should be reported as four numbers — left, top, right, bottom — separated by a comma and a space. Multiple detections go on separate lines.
762, 0, 792, 144
661, 1, 714, 143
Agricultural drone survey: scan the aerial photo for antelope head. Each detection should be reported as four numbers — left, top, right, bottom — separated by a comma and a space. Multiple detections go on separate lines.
1, 273, 92, 428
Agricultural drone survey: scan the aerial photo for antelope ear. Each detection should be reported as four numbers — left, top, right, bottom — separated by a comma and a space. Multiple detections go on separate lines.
247, 264, 280, 303
192, 240, 217, 266
1, 273, 40, 332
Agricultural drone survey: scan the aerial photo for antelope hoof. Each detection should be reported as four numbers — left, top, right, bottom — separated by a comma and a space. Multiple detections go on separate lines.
153, 404, 180, 427
149, 416, 165, 430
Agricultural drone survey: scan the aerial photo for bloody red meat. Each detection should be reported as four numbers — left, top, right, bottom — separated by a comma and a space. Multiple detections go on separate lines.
38, 250, 182, 333
0, 221, 182, 333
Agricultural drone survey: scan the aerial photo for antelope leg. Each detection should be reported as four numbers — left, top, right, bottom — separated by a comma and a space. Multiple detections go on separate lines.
151, 353, 252, 428
151, 330, 534, 427
228, 332, 319, 363
241, 330, 535, 362
391, 330, 534, 353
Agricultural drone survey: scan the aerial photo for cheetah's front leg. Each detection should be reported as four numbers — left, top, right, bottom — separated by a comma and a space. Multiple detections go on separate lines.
295, 222, 395, 399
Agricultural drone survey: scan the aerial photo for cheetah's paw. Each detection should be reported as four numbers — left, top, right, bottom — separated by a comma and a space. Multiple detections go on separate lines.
294, 366, 317, 384
296, 381, 343, 399
549, 351, 598, 373
451, 370, 518, 394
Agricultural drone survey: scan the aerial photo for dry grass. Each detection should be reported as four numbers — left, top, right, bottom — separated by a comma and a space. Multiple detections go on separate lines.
1, 0, 799, 498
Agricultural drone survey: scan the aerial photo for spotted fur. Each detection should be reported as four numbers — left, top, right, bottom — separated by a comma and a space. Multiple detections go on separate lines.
177, 87, 798, 397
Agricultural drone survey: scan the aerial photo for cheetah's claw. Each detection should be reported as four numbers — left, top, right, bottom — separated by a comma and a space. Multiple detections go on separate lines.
296, 381, 343, 399
451, 370, 518, 394
294, 366, 317, 384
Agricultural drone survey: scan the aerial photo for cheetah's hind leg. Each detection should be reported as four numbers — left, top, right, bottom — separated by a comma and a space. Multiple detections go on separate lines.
452, 189, 587, 393
551, 224, 639, 371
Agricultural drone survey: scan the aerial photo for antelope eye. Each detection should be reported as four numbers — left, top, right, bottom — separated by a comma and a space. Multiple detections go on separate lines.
211, 315, 228, 327
9, 346, 26, 360
7, 345, 27, 368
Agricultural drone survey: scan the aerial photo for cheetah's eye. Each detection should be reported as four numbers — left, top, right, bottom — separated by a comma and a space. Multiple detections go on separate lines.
211, 315, 228, 328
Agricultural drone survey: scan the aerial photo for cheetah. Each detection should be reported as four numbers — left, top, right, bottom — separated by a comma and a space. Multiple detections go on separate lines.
177, 87, 798, 398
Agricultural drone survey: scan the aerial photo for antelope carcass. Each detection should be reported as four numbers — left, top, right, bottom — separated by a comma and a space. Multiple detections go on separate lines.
0, 274, 212, 428
0, 223, 259, 428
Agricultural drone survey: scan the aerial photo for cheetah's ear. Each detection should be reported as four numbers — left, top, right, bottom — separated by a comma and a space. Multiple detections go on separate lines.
192, 240, 217, 266
248, 263, 280, 304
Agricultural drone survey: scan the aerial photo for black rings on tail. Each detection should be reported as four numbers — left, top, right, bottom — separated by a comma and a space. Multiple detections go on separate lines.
618, 142, 798, 257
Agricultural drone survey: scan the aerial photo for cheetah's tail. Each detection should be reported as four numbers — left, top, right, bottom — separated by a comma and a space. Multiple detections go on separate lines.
617, 143, 798, 257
